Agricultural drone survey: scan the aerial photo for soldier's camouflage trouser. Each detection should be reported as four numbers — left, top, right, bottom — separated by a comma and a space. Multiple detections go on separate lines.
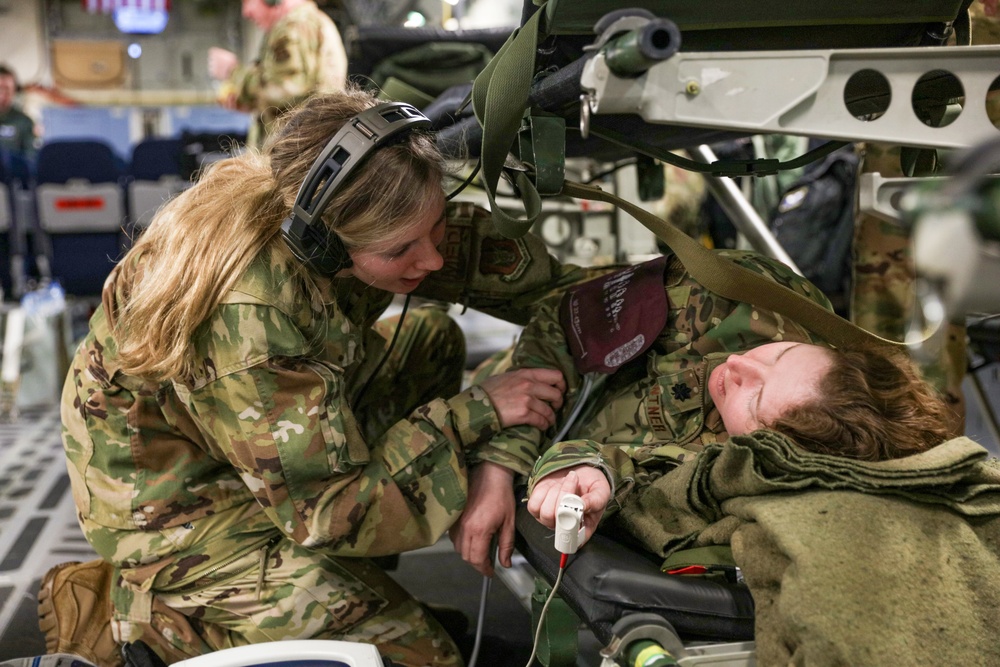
357, 302, 465, 443
852, 143, 967, 434
124, 304, 467, 667
852, 5, 1000, 438
153, 539, 462, 667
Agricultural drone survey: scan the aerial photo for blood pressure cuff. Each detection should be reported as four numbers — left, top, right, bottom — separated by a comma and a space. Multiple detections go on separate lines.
559, 255, 669, 375
415, 201, 621, 325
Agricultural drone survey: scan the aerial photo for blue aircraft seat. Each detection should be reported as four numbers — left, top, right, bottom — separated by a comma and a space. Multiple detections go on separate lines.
127, 137, 189, 230
34, 139, 127, 298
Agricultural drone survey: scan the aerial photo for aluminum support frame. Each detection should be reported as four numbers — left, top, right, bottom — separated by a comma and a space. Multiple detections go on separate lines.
687, 144, 803, 275
581, 45, 1000, 150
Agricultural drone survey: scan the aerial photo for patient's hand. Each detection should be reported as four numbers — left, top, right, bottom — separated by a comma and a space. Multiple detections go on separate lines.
450, 462, 515, 577
527, 467, 610, 547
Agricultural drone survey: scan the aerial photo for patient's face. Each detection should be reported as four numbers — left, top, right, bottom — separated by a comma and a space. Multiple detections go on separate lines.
708, 342, 833, 436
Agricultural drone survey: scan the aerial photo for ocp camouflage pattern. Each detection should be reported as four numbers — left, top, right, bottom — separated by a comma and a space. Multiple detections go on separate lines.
59, 202, 575, 662
229, 0, 347, 146
502, 251, 833, 516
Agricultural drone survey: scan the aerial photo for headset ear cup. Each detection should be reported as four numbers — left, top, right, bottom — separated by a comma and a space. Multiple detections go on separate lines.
281, 214, 354, 276
320, 230, 353, 275
283, 101, 430, 277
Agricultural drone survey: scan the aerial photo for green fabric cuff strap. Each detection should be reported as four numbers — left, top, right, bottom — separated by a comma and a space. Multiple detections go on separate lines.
560, 180, 908, 355
472, 7, 547, 238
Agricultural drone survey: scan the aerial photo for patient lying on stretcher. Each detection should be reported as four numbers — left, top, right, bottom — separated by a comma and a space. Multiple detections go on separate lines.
526, 339, 957, 545
452, 249, 1000, 666
450, 248, 957, 573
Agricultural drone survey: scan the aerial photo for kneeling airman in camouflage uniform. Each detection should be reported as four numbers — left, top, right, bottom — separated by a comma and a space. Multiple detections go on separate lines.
47, 88, 580, 667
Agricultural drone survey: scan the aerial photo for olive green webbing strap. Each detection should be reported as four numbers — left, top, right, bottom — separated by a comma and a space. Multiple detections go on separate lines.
471, 7, 545, 238
561, 180, 908, 354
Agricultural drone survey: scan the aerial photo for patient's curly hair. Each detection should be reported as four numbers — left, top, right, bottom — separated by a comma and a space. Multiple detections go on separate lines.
769, 348, 958, 462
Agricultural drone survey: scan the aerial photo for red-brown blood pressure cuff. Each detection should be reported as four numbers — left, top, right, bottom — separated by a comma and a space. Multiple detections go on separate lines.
559, 255, 669, 375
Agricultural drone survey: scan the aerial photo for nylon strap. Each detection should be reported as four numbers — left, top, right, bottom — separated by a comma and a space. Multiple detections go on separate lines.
561, 180, 908, 354
471, 7, 546, 238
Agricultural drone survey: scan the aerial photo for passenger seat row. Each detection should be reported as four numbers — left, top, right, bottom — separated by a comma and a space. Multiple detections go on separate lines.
0, 134, 243, 301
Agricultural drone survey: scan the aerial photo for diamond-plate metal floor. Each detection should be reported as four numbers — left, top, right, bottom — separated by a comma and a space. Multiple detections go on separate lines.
0, 405, 99, 661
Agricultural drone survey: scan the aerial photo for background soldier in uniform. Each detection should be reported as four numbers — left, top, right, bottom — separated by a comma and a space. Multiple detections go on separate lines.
0, 63, 37, 161
208, 0, 348, 147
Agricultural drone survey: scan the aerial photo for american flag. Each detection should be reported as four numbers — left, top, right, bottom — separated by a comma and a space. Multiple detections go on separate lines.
81, 0, 172, 13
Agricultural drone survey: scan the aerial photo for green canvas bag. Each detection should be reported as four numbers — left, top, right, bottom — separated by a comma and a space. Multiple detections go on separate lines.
371, 41, 494, 107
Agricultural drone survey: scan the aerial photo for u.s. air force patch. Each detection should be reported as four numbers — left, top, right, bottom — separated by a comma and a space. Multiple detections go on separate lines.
479, 237, 529, 282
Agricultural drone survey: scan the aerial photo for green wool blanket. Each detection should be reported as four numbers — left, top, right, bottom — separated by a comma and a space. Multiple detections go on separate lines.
612, 432, 1000, 666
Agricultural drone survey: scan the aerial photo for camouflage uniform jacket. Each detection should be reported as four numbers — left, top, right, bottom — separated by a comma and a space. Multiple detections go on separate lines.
230, 0, 347, 146
60, 201, 589, 607
508, 251, 833, 517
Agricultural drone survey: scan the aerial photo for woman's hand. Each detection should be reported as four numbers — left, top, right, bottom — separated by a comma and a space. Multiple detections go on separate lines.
449, 462, 516, 577
478, 368, 566, 431
527, 467, 610, 547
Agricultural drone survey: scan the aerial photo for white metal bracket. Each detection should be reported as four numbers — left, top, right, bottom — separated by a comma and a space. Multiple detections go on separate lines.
581, 44, 1000, 150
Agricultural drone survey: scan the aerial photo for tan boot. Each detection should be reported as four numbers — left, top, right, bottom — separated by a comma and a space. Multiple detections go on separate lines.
37, 560, 123, 667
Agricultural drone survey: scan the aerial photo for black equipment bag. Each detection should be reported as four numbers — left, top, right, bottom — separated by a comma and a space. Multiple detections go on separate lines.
769, 146, 860, 317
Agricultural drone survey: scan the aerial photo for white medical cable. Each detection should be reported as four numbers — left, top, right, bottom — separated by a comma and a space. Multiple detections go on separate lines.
470, 371, 594, 667
466, 538, 498, 667
524, 496, 582, 667
466, 569, 492, 667
550, 373, 595, 444
523, 555, 569, 667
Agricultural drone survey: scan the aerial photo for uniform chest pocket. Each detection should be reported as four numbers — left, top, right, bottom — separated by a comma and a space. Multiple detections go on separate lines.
638, 368, 705, 446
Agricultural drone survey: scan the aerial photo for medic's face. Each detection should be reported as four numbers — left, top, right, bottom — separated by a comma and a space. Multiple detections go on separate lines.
342, 187, 446, 294
708, 342, 833, 436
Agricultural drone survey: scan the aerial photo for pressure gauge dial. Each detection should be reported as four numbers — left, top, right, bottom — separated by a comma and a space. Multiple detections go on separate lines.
540, 214, 573, 247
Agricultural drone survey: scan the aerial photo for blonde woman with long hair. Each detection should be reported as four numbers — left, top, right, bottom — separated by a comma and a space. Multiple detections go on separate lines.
43, 87, 566, 667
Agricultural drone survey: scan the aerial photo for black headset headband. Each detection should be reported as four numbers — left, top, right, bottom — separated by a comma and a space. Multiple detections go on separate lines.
280, 102, 432, 276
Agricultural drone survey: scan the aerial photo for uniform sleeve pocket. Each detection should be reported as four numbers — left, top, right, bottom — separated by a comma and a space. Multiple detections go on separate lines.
304, 361, 371, 473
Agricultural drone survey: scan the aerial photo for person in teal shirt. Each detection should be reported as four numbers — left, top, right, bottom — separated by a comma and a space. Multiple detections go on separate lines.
0, 64, 37, 162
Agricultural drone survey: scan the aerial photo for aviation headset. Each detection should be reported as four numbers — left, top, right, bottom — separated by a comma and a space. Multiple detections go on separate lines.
280, 101, 432, 276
